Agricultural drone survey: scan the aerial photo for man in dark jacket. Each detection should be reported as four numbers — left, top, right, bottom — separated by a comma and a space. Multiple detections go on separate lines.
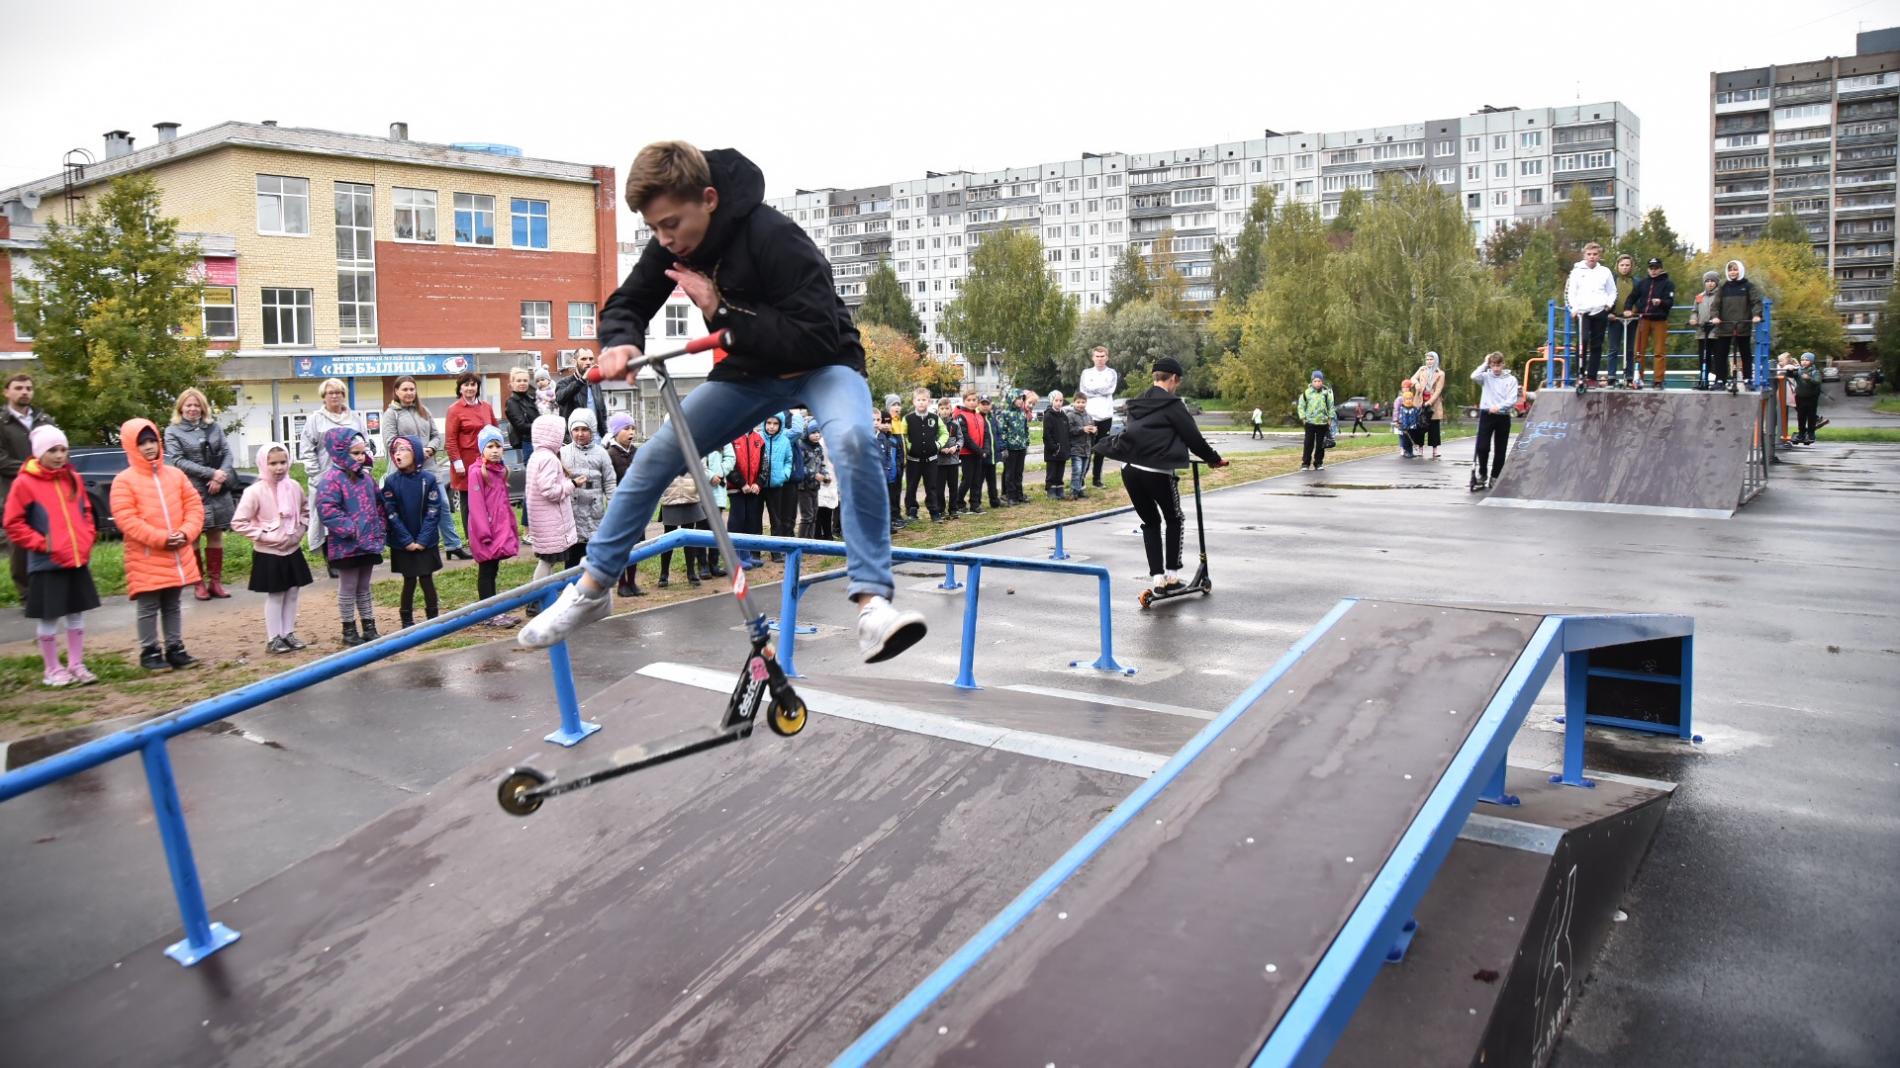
1118, 358, 1226, 593
1042, 391, 1074, 499
1625, 259, 1677, 390
554, 351, 609, 435
1791, 352, 1825, 444
1, 374, 57, 593
522, 141, 925, 663
902, 388, 943, 521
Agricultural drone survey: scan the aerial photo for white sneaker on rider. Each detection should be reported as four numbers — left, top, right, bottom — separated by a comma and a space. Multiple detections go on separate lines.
517, 583, 611, 649
856, 596, 927, 664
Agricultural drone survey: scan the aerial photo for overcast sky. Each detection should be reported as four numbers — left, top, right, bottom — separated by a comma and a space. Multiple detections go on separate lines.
3, 0, 1893, 253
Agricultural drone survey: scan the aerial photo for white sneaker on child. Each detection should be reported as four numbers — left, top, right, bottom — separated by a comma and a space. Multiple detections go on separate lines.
856, 596, 928, 664
517, 583, 611, 649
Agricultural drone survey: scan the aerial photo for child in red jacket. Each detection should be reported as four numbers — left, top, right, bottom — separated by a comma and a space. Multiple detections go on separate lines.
2, 426, 102, 686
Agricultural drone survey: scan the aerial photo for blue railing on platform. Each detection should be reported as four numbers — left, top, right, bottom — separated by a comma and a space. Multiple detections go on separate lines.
0, 524, 1132, 970
1543, 299, 1775, 390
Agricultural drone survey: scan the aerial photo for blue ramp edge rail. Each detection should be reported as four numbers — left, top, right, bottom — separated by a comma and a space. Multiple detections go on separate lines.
832, 605, 1694, 1068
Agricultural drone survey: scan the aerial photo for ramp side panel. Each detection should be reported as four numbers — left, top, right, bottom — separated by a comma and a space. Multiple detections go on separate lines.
1486, 391, 1756, 514
880, 602, 1544, 1068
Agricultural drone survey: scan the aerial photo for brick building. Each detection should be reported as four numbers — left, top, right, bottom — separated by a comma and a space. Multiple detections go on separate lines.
0, 121, 616, 462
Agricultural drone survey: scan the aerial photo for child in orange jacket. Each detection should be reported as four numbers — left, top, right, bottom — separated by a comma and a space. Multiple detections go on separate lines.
108, 418, 204, 671
2, 426, 102, 686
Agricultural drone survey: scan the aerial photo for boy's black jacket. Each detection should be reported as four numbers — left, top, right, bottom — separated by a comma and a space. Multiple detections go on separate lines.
601, 149, 865, 383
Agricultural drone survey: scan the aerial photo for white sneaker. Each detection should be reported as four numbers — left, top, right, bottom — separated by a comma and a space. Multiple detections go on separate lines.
517, 583, 611, 649
856, 596, 927, 664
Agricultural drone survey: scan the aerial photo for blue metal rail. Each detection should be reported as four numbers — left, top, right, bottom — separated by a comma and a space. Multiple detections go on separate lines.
1543, 298, 1774, 389
0, 523, 1132, 969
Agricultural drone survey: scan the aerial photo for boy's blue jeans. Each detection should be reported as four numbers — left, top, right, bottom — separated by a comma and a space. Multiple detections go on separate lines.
582, 366, 892, 600
1068, 454, 1089, 495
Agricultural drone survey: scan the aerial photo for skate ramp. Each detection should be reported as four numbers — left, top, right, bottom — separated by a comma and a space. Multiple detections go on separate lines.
1482, 390, 1763, 519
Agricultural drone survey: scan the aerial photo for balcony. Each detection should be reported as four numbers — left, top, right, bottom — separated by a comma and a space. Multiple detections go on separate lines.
1835, 195, 1897, 215
1836, 245, 1896, 263
1838, 74, 1900, 99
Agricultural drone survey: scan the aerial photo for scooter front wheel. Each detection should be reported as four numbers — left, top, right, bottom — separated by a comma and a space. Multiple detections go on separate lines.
1137, 590, 1154, 609
498, 767, 551, 816
768, 698, 808, 737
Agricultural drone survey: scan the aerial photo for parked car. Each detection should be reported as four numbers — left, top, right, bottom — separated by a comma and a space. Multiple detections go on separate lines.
65, 446, 258, 541
1844, 372, 1876, 397
1821, 365, 1841, 382
1334, 396, 1389, 423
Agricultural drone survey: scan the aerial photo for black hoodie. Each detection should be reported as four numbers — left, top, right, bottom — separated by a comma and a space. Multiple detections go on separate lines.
1625, 272, 1676, 322
600, 149, 865, 383
1119, 386, 1222, 470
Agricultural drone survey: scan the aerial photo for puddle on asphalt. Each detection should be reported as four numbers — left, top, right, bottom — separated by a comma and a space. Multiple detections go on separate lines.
1308, 482, 1441, 491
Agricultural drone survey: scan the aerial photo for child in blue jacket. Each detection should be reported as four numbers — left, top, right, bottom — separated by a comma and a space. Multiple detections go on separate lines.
381, 435, 443, 627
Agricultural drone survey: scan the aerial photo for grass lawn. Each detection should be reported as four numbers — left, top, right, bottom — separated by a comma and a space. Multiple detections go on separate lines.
1814, 426, 1900, 443
1872, 395, 1900, 415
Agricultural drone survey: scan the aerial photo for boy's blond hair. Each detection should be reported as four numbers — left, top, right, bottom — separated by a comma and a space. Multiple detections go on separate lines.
625, 141, 712, 212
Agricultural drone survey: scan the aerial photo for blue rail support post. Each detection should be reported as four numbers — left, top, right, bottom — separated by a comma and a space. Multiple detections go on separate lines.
776, 550, 803, 677
1545, 300, 1558, 389
1049, 524, 1070, 561
940, 559, 962, 591
1478, 759, 1520, 806
1552, 649, 1595, 788
1072, 571, 1135, 676
954, 562, 983, 689
544, 638, 601, 746
141, 739, 240, 966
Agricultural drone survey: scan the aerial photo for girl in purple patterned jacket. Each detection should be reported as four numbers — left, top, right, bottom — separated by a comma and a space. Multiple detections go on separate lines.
315, 428, 387, 647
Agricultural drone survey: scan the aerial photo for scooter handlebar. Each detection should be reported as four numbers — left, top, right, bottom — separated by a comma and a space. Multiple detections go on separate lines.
587, 329, 732, 382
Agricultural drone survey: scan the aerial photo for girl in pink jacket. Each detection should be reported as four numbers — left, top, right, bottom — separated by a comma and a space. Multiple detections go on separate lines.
230, 442, 313, 654
466, 425, 522, 627
525, 414, 578, 594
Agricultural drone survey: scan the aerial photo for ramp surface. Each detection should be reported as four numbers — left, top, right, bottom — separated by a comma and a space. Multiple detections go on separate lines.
1482, 390, 1759, 518
868, 600, 1545, 1067
0, 674, 1146, 1068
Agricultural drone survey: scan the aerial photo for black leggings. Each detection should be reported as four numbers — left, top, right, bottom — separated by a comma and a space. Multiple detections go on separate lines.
477, 560, 499, 601
1123, 467, 1184, 577
400, 574, 439, 620
660, 521, 706, 579
1090, 419, 1113, 483
1475, 411, 1511, 479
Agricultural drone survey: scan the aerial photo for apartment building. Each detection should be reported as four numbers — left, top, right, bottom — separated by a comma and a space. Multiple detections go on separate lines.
623, 103, 1639, 371
1711, 27, 1900, 354
0, 121, 617, 461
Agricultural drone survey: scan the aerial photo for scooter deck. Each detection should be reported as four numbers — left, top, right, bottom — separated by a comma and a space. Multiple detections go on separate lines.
538, 724, 750, 799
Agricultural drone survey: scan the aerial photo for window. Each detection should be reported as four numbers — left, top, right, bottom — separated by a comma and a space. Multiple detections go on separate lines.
1294, 180, 1314, 197
520, 300, 552, 339
1466, 193, 1482, 210
453, 193, 495, 245
1493, 135, 1508, 151
1048, 249, 1063, 263
1106, 197, 1123, 211
1772, 103, 1830, 126
1068, 178, 1080, 192
1519, 188, 1544, 206
1466, 137, 1482, 153
1434, 168, 1455, 184
394, 188, 437, 242
1222, 161, 1241, 176
334, 182, 376, 344
1088, 176, 1099, 189
199, 286, 237, 340
663, 304, 688, 338
261, 288, 313, 346
1107, 173, 1121, 188
255, 175, 310, 236
1492, 190, 1510, 207
568, 301, 597, 338
1520, 159, 1544, 177
1436, 140, 1454, 156
511, 198, 549, 249
1294, 154, 1313, 169
1222, 185, 1242, 202
1466, 164, 1482, 181
1520, 131, 1543, 148
1494, 163, 1509, 179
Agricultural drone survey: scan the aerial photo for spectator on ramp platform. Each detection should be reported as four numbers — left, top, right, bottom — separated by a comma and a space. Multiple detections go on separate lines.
1565, 242, 1619, 389
1626, 258, 1676, 391
1689, 271, 1721, 389
1706, 260, 1764, 395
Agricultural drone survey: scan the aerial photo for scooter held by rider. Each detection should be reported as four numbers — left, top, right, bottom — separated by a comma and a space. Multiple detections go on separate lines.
497, 329, 807, 817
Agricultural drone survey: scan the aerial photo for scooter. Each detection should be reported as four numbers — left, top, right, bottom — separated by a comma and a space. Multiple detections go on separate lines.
497, 329, 807, 817
1137, 461, 1213, 609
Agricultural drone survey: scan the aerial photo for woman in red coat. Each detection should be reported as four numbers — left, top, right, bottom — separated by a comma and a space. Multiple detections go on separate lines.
442, 371, 499, 536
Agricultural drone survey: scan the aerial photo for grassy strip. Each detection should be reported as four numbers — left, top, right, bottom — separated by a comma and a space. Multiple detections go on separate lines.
1812, 426, 1900, 443
1871, 395, 1900, 415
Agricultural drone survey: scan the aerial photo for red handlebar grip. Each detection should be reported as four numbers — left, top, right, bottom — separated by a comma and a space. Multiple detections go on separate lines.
685, 329, 730, 354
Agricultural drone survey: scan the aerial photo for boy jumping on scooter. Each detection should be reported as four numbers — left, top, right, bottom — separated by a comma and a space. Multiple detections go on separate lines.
520, 141, 927, 662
